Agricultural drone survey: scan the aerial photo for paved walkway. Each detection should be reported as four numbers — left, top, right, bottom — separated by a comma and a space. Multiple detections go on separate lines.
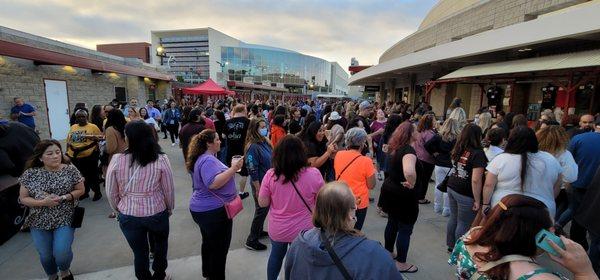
0, 138, 568, 279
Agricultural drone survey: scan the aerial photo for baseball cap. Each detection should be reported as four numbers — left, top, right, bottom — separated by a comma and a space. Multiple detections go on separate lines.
329, 111, 341, 121
359, 101, 372, 111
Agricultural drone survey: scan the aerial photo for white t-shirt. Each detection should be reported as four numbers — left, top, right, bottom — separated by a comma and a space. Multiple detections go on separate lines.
556, 150, 578, 184
484, 145, 504, 162
487, 151, 561, 217
144, 118, 159, 131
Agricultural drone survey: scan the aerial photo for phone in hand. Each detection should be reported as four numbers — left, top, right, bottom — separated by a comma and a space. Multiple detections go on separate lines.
535, 229, 565, 257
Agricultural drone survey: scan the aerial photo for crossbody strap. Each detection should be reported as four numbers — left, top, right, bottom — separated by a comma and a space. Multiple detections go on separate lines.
291, 180, 312, 213
336, 155, 362, 181
320, 230, 353, 280
479, 254, 535, 272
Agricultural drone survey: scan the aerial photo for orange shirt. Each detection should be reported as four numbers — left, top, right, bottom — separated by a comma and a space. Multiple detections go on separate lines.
270, 125, 286, 147
334, 150, 376, 209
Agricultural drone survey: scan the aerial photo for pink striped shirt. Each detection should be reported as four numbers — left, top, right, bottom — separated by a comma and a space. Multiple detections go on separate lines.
106, 153, 175, 217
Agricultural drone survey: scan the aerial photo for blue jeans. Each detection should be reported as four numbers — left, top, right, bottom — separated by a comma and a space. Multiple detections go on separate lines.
447, 188, 477, 249
267, 239, 290, 280
384, 217, 414, 262
119, 210, 170, 280
30, 225, 75, 276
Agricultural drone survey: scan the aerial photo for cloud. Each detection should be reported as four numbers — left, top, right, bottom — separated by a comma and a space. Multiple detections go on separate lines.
0, 0, 436, 73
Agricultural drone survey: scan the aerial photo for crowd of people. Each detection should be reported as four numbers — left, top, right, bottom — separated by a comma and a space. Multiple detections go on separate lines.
2, 94, 600, 280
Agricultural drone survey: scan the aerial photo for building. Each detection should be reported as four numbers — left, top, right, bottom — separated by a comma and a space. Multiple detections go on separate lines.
150, 27, 348, 99
97, 42, 151, 63
349, 0, 600, 120
0, 26, 172, 140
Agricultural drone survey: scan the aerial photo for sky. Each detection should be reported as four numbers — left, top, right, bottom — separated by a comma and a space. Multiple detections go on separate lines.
0, 0, 437, 74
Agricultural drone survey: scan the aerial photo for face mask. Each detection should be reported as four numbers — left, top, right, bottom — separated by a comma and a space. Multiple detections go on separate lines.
259, 128, 268, 137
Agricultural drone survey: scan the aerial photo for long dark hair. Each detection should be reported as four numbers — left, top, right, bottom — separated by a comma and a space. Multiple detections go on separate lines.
124, 120, 163, 167
138, 107, 150, 120
383, 114, 403, 139
388, 121, 414, 153
503, 126, 539, 191
466, 194, 552, 279
90, 105, 104, 132
273, 135, 308, 183
298, 114, 316, 138
26, 139, 70, 169
451, 123, 483, 162
105, 109, 126, 137
186, 129, 217, 172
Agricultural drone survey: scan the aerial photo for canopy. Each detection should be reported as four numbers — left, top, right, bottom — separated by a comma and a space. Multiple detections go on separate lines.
182, 79, 235, 96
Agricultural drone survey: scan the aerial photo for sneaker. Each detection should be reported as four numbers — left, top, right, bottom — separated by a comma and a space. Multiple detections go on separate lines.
245, 241, 267, 251
60, 271, 74, 280
149, 252, 154, 260
175, 139, 180, 145
239, 192, 250, 200
260, 231, 269, 238
171, 143, 176, 147
442, 209, 450, 217
434, 207, 442, 214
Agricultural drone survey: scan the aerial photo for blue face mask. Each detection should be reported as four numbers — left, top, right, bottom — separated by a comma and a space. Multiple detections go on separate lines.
259, 128, 269, 137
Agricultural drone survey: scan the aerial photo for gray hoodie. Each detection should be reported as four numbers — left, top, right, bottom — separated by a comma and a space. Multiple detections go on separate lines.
285, 228, 403, 280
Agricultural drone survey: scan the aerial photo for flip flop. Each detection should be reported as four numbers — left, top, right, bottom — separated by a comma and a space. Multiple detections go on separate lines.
418, 199, 431, 204
399, 264, 418, 273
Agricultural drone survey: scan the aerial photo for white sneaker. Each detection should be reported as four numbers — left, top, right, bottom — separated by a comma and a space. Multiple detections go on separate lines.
171, 143, 176, 147
175, 139, 180, 144
442, 209, 450, 217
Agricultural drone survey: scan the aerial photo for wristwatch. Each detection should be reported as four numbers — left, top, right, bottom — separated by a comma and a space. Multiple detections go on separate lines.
60, 195, 67, 202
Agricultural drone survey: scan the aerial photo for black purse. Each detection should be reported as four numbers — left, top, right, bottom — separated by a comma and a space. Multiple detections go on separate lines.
436, 167, 453, 193
71, 201, 85, 228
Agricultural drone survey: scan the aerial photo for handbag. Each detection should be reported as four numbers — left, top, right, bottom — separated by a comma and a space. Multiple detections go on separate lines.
436, 166, 453, 193
209, 190, 243, 219
320, 230, 353, 280
71, 202, 85, 228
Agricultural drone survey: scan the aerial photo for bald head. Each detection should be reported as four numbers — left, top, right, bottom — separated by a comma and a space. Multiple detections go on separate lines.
580, 114, 595, 130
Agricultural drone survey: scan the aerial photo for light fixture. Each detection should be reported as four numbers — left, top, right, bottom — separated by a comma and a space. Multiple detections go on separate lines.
108, 73, 119, 78
0, 56, 5, 66
517, 48, 532, 52
62, 66, 76, 74
156, 46, 165, 55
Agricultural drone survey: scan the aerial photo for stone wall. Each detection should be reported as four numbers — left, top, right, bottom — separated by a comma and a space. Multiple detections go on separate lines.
0, 56, 167, 139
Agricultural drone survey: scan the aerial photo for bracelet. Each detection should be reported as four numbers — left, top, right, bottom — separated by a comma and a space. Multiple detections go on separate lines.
482, 203, 490, 206
69, 193, 74, 201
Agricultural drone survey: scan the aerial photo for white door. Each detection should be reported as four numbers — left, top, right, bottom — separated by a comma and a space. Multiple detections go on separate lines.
44, 80, 70, 140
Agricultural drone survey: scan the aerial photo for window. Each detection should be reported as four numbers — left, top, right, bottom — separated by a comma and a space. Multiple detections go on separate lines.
115, 87, 127, 102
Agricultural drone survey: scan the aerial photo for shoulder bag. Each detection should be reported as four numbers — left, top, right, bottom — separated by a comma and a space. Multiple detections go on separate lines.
291, 180, 312, 214
320, 230, 353, 280
71, 200, 85, 228
205, 161, 243, 219
436, 166, 453, 193
336, 155, 362, 181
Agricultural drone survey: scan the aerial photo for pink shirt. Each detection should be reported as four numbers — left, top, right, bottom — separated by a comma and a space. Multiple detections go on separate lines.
259, 167, 324, 242
106, 153, 175, 217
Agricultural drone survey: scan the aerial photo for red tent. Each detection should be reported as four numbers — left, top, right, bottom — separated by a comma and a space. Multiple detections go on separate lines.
182, 78, 235, 96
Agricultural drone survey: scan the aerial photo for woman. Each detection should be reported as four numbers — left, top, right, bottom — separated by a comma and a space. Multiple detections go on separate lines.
163, 101, 181, 147
378, 114, 403, 175
482, 126, 562, 218
258, 135, 324, 280
303, 121, 336, 181
536, 126, 578, 231
90, 105, 105, 132
244, 118, 273, 251
214, 110, 228, 164
326, 111, 345, 152
450, 194, 595, 280
104, 109, 128, 164
378, 122, 419, 273
371, 109, 387, 180
414, 114, 436, 204
106, 121, 175, 280
187, 129, 244, 280
334, 127, 376, 230
284, 182, 403, 280
179, 109, 206, 161
127, 107, 140, 121
425, 118, 461, 217
512, 114, 528, 129
446, 123, 487, 251
270, 114, 286, 147
478, 111, 492, 136
66, 109, 102, 201
19, 140, 85, 280
139, 107, 159, 131
483, 127, 505, 161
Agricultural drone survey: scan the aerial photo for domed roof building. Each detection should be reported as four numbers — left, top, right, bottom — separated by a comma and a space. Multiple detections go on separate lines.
350, 0, 600, 119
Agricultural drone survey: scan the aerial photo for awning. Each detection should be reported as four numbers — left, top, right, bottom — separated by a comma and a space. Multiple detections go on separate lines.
227, 81, 288, 92
438, 49, 600, 80
183, 79, 235, 96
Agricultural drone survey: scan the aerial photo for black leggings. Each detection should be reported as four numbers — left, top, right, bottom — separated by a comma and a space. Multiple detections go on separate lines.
191, 207, 232, 280
71, 150, 100, 195
416, 160, 435, 201
166, 123, 179, 143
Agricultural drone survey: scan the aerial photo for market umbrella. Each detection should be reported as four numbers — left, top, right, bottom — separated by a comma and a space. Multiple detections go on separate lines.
182, 79, 234, 96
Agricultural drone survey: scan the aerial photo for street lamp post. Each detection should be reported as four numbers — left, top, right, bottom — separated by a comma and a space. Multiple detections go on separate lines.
156, 45, 175, 68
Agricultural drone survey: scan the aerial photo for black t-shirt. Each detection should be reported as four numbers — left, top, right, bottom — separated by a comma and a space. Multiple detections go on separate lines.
357, 115, 372, 134
305, 139, 330, 178
447, 148, 487, 198
225, 117, 250, 163
424, 134, 455, 168
289, 119, 302, 135
487, 87, 502, 107
378, 145, 418, 224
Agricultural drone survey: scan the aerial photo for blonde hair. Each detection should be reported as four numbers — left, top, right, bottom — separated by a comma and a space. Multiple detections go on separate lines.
232, 104, 246, 114
313, 181, 362, 237
479, 112, 492, 132
439, 118, 461, 142
536, 125, 568, 156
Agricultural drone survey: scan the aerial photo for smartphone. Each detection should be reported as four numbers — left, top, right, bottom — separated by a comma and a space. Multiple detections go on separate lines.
535, 229, 565, 257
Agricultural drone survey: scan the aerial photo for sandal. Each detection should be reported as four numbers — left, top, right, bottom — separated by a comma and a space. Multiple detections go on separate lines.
418, 199, 431, 204
399, 264, 418, 273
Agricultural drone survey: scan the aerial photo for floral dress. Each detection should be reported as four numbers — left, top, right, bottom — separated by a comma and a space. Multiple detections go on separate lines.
19, 165, 83, 230
449, 228, 568, 280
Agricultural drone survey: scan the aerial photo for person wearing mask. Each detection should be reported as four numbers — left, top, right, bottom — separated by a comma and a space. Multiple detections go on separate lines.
425, 118, 460, 217
334, 127, 376, 230
10, 96, 37, 129
163, 101, 181, 147
483, 127, 505, 161
18, 140, 85, 280
446, 123, 487, 252
138, 107, 159, 131
66, 109, 102, 201
378, 121, 419, 273
482, 126, 562, 219
565, 119, 600, 249
284, 181, 403, 280
451, 194, 597, 280
258, 135, 324, 280
187, 129, 244, 280
414, 114, 436, 204
244, 118, 273, 251
106, 121, 174, 280
270, 114, 286, 147
226, 104, 251, 199
303, 122, 336, 181
179, 109, 206, 162
289, 108, 303, 135
0, 121, 40, 177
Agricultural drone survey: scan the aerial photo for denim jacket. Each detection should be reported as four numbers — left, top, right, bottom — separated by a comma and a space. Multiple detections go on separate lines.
163, 108, 181, 125
245, 141, 272, 183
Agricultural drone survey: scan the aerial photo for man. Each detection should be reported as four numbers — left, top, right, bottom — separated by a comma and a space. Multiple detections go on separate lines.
226, 104, 250, 199
122, 98, 138, 117
570, 114, 595, 138
0, 121, 40, 177
145, 100, 162, 122
10, 97, 36, 129
179, 109, 205, 161
289, 108, 302, 135
567, 119, 600, 250
357, 100, 374, 134
575, 165, 600, 275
